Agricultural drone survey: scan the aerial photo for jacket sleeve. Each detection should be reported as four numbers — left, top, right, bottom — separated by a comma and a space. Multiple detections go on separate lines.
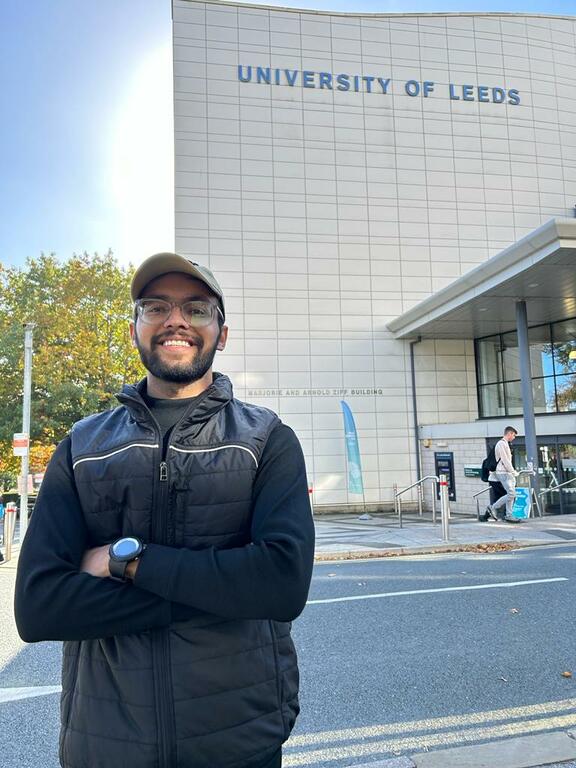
14, 437, 179, 642
134, 424, 315, 622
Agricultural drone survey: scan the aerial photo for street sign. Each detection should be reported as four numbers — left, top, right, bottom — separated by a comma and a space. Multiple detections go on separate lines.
464, 465, 482, 478
13, 432, 29, 456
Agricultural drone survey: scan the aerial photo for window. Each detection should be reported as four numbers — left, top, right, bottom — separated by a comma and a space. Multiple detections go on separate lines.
475, 318, 576, 417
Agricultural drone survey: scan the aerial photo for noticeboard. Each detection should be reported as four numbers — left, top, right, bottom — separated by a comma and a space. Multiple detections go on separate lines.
435, 451, 456, 501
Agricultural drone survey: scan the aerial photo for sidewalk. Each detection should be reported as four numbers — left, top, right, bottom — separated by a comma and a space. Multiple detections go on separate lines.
314, 511, 576, 560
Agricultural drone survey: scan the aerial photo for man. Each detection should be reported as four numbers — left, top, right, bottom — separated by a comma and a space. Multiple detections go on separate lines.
15, 253, 315, 768
485, 426, 519, 523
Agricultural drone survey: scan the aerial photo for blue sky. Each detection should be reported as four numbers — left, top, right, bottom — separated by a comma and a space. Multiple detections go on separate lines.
1, 0, 574, 268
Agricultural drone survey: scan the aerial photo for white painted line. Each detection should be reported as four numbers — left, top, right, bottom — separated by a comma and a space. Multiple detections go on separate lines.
0, 685, 62, 704
307, 577, 568, 605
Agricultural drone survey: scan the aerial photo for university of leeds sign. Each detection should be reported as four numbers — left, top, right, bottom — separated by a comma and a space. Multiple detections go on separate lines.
238, 65, 521, 105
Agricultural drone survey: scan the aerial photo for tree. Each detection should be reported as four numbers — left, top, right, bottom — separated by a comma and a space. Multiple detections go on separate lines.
0, 252, 143, 473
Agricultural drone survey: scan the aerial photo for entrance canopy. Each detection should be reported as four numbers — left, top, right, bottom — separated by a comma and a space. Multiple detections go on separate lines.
388, 218, 576, 340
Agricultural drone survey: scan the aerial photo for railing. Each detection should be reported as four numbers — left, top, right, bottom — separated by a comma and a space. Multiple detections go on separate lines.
472, 486, 491, 521
393, 475, 439, 528
538, 476, 576, 498
394, 474, 452, 541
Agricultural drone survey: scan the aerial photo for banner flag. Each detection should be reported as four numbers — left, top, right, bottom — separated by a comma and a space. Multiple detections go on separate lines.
340, 400, 364, 494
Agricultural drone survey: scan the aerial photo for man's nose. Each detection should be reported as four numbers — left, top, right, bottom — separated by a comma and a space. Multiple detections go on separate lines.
163, 304, 189, 326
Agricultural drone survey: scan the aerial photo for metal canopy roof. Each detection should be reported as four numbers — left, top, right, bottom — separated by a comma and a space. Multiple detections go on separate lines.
387, 218, 576, 340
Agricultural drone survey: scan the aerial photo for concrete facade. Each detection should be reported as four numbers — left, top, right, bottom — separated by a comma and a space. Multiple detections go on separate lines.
172, 1, 576, 508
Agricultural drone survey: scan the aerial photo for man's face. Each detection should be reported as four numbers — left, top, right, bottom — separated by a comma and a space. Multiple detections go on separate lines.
130, 273, 227, 385
505, 431, 517, 443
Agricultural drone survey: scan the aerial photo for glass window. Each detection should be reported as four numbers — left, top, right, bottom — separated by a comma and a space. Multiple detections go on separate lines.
552, 319, 576, 376
501, 332, 520, 381
504, 380, 523, 415
528, 325, 554, 377
555, 374, 576, 412
479, 383, 505, 417
532, 377, 557, 413
476, 336, 502, 384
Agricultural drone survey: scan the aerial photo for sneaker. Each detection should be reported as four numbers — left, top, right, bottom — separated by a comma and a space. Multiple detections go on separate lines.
485, 505, 498, 521
505, 516, 521, 524
479, 511, 489, 522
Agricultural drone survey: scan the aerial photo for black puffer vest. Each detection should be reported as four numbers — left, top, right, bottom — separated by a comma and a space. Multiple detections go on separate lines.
60, 375, 300, 768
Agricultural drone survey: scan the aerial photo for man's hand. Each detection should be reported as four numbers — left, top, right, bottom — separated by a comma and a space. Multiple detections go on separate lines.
80, 545, 111, 578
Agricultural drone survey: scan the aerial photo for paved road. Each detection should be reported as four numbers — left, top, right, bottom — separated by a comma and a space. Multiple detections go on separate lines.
1, 543, 575, 767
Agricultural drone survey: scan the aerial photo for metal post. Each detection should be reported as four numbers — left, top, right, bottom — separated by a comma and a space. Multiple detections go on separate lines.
515, 301, 539, 498
439, 473, 450, 542
19, 323, 35, 539
4, 505, 16, 562
417, 482, 423, 516
431, 480, 437, 525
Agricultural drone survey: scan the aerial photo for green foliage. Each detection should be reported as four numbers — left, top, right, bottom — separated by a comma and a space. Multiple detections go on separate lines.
0, 252, 144, 469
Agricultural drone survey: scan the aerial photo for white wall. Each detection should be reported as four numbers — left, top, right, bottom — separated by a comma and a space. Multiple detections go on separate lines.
173, 0, 576, 506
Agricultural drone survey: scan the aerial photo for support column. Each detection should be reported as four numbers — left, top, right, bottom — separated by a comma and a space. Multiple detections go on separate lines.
515, 300, 539, 494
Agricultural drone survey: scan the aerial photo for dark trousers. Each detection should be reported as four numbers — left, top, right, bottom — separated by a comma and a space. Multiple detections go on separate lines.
489, 481, 507, 516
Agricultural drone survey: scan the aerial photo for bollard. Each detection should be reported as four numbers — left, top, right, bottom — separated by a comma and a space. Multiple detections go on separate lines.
4, 503, 17, 562
439, 473, 450, 542
431, 481, 437, 525
417, 483, 423, 516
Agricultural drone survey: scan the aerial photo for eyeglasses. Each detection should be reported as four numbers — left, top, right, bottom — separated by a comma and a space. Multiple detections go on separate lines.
135, 299, 224, 327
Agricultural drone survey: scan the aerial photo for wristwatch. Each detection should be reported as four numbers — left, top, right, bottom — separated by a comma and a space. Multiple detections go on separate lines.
108, 537, 146, 582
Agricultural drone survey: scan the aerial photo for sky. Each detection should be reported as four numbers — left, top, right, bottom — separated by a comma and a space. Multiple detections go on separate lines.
1, 0, 574, 270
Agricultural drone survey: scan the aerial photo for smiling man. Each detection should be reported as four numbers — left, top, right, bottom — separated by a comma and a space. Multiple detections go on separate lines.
15, 253, 315, 768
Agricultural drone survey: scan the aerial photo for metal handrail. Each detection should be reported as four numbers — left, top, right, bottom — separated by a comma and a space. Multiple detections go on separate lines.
394, 475, 439, 498
473, 487, 491, 499
393, 475, 439, 527
538, 476, 576, 497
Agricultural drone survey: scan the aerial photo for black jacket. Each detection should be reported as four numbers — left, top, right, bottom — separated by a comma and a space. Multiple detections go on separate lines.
15, 375, 315, 768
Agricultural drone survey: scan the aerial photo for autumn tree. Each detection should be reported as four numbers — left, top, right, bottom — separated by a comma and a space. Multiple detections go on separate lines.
0, 252, 143, 482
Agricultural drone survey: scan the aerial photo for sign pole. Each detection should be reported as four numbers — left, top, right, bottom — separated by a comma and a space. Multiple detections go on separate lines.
19, 323, 35, 538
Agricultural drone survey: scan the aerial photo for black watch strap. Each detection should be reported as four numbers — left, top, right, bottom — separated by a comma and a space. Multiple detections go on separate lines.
109, 557, 129, 582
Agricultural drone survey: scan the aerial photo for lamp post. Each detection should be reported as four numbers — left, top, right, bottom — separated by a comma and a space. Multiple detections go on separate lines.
19, 323, 35, 538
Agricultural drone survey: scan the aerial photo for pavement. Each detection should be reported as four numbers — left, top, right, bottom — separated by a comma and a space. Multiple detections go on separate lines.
3, 511, 576, 768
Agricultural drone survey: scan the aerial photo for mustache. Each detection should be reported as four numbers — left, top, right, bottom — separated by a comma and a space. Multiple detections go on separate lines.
151, 333, 201, 346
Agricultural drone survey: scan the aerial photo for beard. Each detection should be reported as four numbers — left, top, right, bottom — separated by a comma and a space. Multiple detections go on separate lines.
133, 328, 220, 384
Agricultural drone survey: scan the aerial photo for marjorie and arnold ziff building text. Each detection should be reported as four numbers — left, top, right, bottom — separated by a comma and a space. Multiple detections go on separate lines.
172, 0, 576, 515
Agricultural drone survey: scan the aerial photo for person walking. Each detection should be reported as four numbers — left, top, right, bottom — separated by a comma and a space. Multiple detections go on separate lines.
485, 426, 519, 523
15, 253, 315, 768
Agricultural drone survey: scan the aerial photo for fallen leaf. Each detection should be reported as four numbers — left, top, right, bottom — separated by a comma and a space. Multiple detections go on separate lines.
499, 676, 508, 682
561, 671, 572, 678
510, 608, 520, 614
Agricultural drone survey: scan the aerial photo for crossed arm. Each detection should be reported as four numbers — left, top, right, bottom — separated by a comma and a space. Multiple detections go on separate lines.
14, 426, 315, 643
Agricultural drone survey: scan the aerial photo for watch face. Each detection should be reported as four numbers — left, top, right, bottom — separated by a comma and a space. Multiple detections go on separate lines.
112, 537, 140, 560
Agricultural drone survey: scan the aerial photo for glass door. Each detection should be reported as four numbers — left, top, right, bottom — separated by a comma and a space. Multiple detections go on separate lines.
538, 444, 561, 515
558, 443, 576, 515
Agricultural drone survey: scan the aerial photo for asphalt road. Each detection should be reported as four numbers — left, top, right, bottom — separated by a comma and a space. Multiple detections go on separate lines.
1, 543, 575, 767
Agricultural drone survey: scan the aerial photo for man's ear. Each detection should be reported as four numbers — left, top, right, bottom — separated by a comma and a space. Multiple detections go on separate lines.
129, 321, 137, 348
217, 325, 228, 351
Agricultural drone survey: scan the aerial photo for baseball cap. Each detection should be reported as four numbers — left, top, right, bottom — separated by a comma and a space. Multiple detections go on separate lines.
131, 253, 225, 319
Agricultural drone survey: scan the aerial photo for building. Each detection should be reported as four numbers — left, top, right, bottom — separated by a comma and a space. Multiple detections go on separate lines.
172, 0, 576, 514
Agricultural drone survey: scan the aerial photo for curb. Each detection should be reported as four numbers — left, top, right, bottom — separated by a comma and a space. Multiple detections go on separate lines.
314, 539, 559, 562
350, 732, 576, 768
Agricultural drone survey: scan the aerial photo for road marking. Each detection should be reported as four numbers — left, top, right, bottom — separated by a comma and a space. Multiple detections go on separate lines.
0, 685, 61, 704
287, 697, 576, 746
307, 577, 568, 605
283, 712, 576, 766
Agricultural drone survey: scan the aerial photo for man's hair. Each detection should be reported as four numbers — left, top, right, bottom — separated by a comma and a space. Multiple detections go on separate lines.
504, 426, 518, 436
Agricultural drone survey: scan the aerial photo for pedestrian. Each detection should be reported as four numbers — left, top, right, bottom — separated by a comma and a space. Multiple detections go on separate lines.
15, 253, 315, 768
485, 426, 519, 523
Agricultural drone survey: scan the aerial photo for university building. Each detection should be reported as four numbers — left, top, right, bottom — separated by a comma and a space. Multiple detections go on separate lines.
172, 0, 576, 514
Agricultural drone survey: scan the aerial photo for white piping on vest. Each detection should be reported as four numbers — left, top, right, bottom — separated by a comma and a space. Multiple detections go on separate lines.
72, 443, 160, 469
170, 444, 258, 468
